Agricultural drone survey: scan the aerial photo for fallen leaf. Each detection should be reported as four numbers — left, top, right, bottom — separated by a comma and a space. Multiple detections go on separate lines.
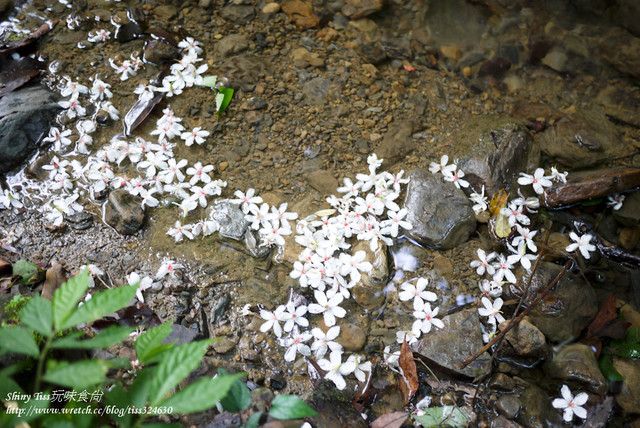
489, 189, 509, 216
41, 260, 67, 300
282, 0, 319, 29
0, 20, 59, 55
371, 411, 408, 428
124, 93, 163, 136
398, 337, 418, 404
581, 294, 630, 358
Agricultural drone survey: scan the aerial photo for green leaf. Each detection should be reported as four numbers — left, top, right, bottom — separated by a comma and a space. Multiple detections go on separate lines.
244, 411, 263, 428
201, 75, 218, 89
161, 372, 245, 414
216, 86, 234, 118
412, 406, 470, 428
269, 395, 318, 420
599, 354, 624, 382
0, 326, 40, 357
52, 270, 90, 331
61, 284, 138, 330
135, 321, 174, 364
218, 368, 251, 412
582, 198, 604, 207
52, 325, 135, 349
19, 294, 53, 337
130, 368, 153, 409
0, 371, 23, 399
149, 339, 213, 405
105, 385, 133, 428
43, 359, 108, 390
12, 260, 38, 284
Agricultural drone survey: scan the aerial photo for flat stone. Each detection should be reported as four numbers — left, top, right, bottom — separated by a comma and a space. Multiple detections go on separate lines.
515, 382, 564, 427
307, 380, 369, 428
375, 120, 416, 167
501, 317, 547, 358
342, 0, 383, 19
281, 0, 319, 29
0, 85, 62, 174
597, 28, 640, 80
302, 77, 331, 105
336, 323, 367, 352
262, 2, 281, 13
496, 395, 521, 419
612, 356, 640, 414
411, 308, 491, 379
104, 190, 145, 235
163, 324, 198, 345
510, 262, 597, 343
537, 109, 630, 169
212, 337, 237, 354
292, 47, 325, 68
306, 170, 338, 195
220, 4, 255, 23
614, 190, 640, 227
216, 34, 249, 57
402, 169, 476, 250
544, 343, 607, 394
450, 115, 539, 196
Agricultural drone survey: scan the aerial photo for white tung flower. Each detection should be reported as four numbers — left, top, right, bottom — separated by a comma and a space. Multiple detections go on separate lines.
566, 232, 596, 259
552, 385, 588, 422
318, 351, 356, 390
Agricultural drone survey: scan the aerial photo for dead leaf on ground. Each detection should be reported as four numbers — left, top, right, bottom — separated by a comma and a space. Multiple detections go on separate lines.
581, 294, 630, 358
398, 337, 418, 404
370, 411, 409, 428
282, 0, 319, 29
41, 260, 67, 300
0, 20, 59, 55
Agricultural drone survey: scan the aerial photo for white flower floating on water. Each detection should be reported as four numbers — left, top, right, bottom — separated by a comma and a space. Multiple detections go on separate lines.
478, 296, 505, 326
566, 232, 596, 259
552, 385, 588, 422
607, 193, 624, 211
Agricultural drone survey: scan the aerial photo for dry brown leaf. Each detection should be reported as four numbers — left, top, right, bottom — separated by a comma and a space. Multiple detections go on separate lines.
282, 0, 319, 29
0, 258, 10, 277
398, 338, 418, 404
370, 411, 409, 428
41, 260, 67, 301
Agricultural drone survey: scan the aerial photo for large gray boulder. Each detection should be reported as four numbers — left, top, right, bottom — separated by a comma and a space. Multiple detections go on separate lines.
0, 85, 62, 174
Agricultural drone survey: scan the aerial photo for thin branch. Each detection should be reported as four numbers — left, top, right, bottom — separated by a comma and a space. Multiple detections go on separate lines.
459, 258, 572, 369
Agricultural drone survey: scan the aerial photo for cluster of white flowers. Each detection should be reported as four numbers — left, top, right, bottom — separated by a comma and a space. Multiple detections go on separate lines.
517, 166, 566, 195
429, 155, 469, 189
257, 154, 412, 389
396, 277, 444, 344
109, 54, 144, 81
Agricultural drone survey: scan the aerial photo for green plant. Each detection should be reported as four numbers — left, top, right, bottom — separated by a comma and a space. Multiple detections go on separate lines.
200, 75, 234, 119
0, 270, 246, 427
1, 294, 31, 325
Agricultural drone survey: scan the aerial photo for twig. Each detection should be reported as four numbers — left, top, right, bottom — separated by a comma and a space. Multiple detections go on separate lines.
459, 258, 572, 369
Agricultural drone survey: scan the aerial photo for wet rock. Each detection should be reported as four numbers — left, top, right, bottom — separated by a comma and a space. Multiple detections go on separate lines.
216, 34, 249, 57
411, 308, 491, 379
402, 169, 476, 250
542, 167, 640, 209
306, 169, 338, 195
595, 85, 640, 128
154, 5, 177, 21
217, 54, 272, 88
511, 102, 563, 131
541, 48, 569, 73
500, 317, 547, 359
614, 190, 640, 227
545, 343, 606, 395
515, 381, 564, 428
0, 85, 62, 174
509, 262, 597, 343
143, 38, 180, 65
65, 211, 94, 230
307, 380, 369, 428
489, 373, 516, 391
164, 323, 198, 345
212, 337, 237, 354
262, 2, 281, 14
342, 0, 383, 19
281, 0, 319, 29
208, 199, 249, 241
620, 227, 640, 251
336, 322, 367, 352
220, 4, 255, 23
478, 57, 511, 77
537, 110, 629, 168
245, 230, 271, 259
115, 22, 143, 42
351, 240, 388, 311
358, 41, 387, 64
450, 116, 539, 196
292, 47, 325, 68
491, 415, 524, 428
302, 77, 331, 105
375, 120, 416, 167
597, 28, 640, 80
612, 356, 640, 414
496, 395, 521, 419
104, 190, 145, 235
